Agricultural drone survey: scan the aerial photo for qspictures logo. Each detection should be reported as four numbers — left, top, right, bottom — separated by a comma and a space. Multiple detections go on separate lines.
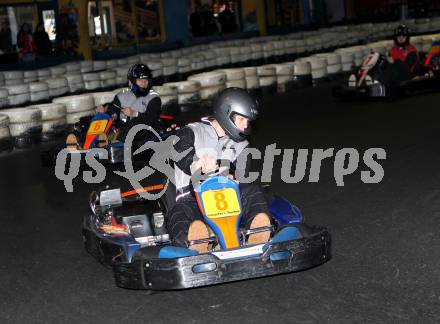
55, 125, 386, 198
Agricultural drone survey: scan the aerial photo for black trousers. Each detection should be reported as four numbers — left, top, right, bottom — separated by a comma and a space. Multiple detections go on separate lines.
166, 183, 269, 247
118, 117, 158, 143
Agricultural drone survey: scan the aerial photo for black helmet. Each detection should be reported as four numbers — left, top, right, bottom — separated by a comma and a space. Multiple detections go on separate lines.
127, 63, 153, 96
394, 24, 410, 46
213, 87, 259, 142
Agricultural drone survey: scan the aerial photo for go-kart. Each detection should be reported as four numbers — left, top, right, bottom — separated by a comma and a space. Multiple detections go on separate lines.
41, 109, 181, 166
82, 174, 331, 290
333, 52, 440, 99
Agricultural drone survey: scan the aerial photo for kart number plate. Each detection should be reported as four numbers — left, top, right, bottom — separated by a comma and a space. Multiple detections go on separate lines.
88, 120, 108, 135
211, 244, 264, 260
201, 188, 241, 219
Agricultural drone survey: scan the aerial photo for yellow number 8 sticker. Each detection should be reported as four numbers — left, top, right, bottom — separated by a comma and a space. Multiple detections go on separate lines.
201, 188, 241, 219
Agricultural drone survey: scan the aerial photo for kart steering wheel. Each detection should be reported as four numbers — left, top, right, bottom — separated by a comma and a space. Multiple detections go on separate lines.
191, 159, 235, 191
194, 159, 235, 176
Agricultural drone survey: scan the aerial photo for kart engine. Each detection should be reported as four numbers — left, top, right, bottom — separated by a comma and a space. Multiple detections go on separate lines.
90, 188, 170, 246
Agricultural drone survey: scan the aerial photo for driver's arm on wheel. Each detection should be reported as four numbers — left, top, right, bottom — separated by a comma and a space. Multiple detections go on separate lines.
121, 107, 137, 117
96, 96, 122, 116
192, 156, 218, 174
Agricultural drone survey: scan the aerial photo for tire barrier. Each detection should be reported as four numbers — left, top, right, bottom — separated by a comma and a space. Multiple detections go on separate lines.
292, 61, 313, 88
2, 19, 440, 153
188, 71, 226, 102
28, 103, 67, 141
29, 82, 50, 103
162, 58, 178, 83
80, 61, 93, 73
46, 77, 69, 98
24, 70, 38, 83
83, 72, 101, 91
314, 53, 343, 78
217, 68, 246, 89
272, 63, 294, 93
1, 107, 42, 148
99, 71, 117, 89
165, 80, 202, 112
52, 94, 95, 126
65, 74, 85, 93
0, 88, 9, 108
0, 113, 12, 152
37, 69, 51, 82
4, 71, 23, 86
3, 84, 30, 107
91, 92, 116, 107
257, 65, 277, 94
154, 84, 178, 115
50, 66, 66, 77
65, 109, 94, 126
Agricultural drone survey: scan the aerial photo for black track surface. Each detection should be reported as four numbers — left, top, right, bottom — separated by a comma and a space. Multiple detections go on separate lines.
1, 84, 439, 323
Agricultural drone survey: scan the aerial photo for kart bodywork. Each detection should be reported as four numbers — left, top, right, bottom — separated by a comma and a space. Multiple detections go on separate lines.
333, 72, 440, 99
333, 51, 440, 99
82, 177, 331, 290
42, 111, 180, 166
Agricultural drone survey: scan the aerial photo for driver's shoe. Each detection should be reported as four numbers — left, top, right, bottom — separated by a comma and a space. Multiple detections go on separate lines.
187, 220, 210, 253
66, 134, 80, 150
247, 213, 271, 245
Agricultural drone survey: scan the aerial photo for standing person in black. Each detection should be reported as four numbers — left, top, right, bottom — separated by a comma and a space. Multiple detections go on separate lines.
0, 21, 13, 53
190, 1, 203, 37
201, 4, 218, 36
218, 3, 237, 34
33, 22, 53, 56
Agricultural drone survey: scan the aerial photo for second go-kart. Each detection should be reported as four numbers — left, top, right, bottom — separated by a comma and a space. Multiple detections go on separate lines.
41, 109, 181, 166
333, 51, 440, 99
82, 174, 331, 290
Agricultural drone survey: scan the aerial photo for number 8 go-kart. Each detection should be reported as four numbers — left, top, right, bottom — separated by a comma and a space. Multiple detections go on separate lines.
82, 175, 331, 290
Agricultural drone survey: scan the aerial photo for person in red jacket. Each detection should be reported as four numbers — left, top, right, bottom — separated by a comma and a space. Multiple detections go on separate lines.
17, 23, 37, 63
386, 25, 420, 81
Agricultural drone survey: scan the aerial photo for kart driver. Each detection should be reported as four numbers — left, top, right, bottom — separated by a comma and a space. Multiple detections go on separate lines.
168, 88, 272, 253
386, 25, 420, 82
96, 63, 161, 142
